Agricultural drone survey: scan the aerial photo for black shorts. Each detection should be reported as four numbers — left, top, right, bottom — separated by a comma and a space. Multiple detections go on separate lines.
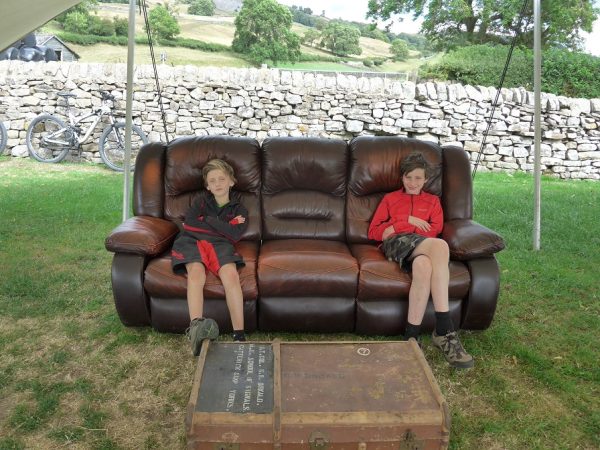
171, 234, 244, 276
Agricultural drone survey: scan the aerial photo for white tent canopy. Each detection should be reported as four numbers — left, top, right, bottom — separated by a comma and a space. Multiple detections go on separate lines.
0, 0, 82, 51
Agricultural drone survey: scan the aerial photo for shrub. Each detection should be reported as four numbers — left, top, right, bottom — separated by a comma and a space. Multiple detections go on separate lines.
542, 49, 600, 98
363, 58, 373, 67
419, 44, 533, 89
113, 17, 128, 37
88, 16, 116, 37
419, 44, 600, 98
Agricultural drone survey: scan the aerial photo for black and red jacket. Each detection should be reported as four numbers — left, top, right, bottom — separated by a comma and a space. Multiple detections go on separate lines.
368, 188, 443, 241
181, 190, 248, 243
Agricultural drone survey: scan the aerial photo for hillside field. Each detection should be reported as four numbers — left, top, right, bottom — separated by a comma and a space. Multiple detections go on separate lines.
50, 1, 432, 73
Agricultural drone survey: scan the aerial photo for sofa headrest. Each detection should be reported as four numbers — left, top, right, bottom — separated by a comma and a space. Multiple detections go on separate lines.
165, 136, 261, 196
348, 136, 442, 197
261, 137, 348, 196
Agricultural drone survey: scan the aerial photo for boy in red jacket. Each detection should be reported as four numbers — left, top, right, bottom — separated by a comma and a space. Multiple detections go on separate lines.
171, 159, 248, 355
368, 152, 473, 369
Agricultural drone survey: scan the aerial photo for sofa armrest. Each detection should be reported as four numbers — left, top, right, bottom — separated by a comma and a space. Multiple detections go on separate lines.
105, 216, 179, 256
442, 219, 505, 260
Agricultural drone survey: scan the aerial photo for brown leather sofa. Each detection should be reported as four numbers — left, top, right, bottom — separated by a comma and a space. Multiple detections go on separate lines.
105, 135, 505, 335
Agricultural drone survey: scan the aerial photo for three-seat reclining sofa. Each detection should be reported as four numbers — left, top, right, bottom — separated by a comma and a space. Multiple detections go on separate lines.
105, 136, 505, 335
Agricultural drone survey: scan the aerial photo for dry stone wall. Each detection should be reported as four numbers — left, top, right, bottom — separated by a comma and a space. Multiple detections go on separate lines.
1, 61, 599, 179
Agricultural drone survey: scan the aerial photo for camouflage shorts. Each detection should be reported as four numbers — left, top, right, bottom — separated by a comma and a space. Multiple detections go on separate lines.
382, 233, 426, 271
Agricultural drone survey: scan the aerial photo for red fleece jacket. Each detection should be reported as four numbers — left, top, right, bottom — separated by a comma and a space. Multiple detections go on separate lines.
368, 189, 443, 241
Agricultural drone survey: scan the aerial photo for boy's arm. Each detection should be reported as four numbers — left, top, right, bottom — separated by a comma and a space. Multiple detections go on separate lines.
204, 204, 249, 242
391, 216, 414, 234
368, 196, 394, 241
427, 197, 444, 237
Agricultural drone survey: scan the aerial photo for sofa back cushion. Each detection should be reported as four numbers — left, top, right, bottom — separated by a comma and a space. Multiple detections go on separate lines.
261, 137, 348, 241
163, 136, 262, 241
347, 136, 443, 244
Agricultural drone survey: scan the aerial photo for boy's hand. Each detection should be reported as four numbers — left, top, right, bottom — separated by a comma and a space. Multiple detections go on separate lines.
408, 216, 431, 232
229, 215, 246, 225
382, 225, 395, 240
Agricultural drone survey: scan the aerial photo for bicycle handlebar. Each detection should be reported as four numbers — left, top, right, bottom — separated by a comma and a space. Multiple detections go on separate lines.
57, 90, 116, 102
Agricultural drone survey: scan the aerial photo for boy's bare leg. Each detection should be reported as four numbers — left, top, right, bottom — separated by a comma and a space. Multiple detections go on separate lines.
407, 255, 432, 325
186, 262, 218, 355
218, 263, 244, 331
186, 262, 206, 320
412, 239, 473, 368
411, 238, 450, 312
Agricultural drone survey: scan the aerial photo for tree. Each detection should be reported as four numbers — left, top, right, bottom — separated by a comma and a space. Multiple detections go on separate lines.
232, 0, 301, 65
302, 29, 320, 47
63, 12, 89, 34
56, 0, 97, 24
390, 38, 409, 61
188, 0, 215, 16
147, 5, 180, 40
367, 0, 598, 51
320, 22, 362, 56
314, 17, 327, 30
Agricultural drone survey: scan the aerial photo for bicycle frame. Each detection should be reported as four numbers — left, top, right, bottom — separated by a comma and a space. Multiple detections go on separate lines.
65, 102, 116, 145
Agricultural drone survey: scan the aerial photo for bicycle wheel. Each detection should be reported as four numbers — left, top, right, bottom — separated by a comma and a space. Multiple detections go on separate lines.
99, 122, 148, 172
26, 114, 72, 163
0, 121, 7, 155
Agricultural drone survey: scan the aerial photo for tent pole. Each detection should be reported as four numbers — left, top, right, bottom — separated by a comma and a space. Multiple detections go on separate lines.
533, 0, 541, 250
122, 0, 136, 222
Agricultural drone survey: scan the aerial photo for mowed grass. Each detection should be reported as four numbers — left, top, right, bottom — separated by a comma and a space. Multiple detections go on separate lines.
0, 157, 598, 449
66, 42, 249, 67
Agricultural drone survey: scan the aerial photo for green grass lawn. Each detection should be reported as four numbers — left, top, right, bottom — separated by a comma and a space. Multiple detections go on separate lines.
0, 157, 598, 449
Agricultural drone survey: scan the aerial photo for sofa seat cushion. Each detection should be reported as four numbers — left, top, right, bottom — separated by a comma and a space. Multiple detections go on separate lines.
351, 244, 470, 300
144, 241, 258, 299
258, 239, 358, 297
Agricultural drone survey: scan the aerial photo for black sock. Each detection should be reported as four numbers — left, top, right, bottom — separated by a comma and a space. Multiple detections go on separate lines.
404, 322, 422, 340
233, 330, 246, 342
435, 311, 454, 336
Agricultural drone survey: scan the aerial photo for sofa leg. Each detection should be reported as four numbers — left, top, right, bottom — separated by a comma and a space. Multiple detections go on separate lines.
461, 257, 500, 330
111, 253, 151, 326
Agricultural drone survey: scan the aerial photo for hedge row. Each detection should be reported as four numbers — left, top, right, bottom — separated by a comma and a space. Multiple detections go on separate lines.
298, 53, 343, 63
57, 32, 229, 53
420, 44, 600, 98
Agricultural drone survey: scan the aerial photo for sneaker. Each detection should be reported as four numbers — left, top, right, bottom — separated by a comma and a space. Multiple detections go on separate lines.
186, 318, 219, 356
405, 336, 422, 348
233, 331, 246, 342
431, 330, 474, 369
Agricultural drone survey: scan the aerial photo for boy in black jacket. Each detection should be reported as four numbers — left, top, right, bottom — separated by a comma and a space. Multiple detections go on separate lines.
171, 159, 248, 355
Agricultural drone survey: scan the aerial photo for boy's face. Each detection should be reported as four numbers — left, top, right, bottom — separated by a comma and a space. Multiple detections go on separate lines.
205, 169, 234, 197
402, 168, 427, 195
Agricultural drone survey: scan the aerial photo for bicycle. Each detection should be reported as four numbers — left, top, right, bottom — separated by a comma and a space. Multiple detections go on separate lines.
0, 121, 7, 155
26, 91, 148, 171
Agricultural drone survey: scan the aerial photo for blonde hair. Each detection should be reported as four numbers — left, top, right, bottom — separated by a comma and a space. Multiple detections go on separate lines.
202, 159, 237, 186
